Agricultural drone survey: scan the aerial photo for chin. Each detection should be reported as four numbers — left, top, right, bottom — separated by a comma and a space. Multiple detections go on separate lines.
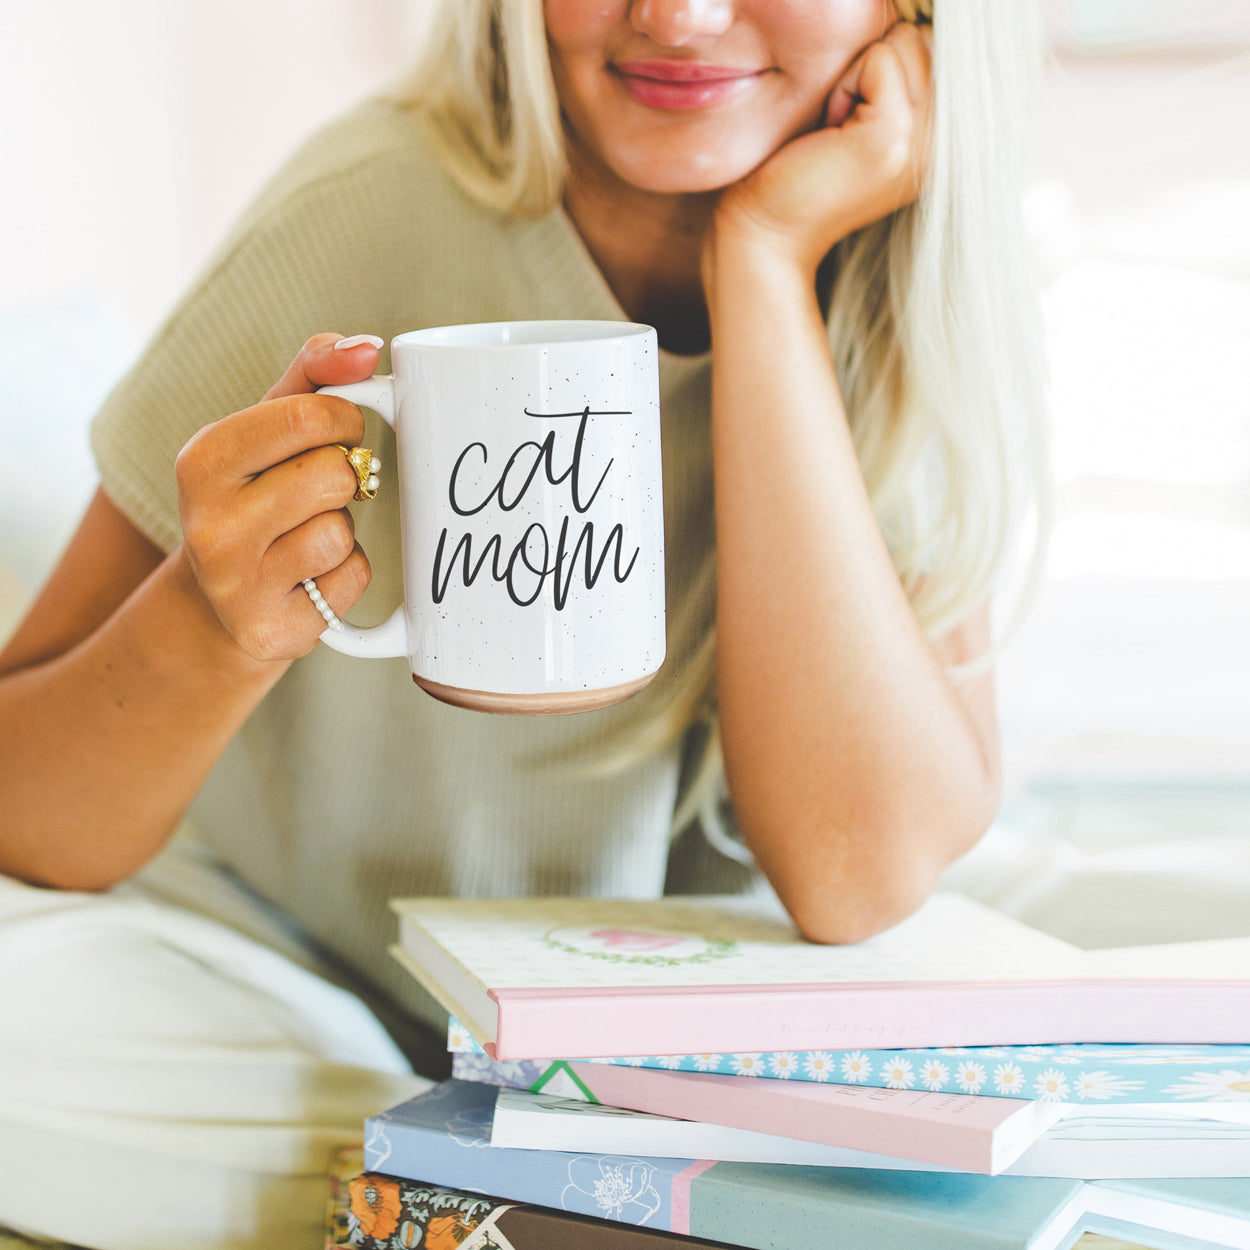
608, 145, 773, 196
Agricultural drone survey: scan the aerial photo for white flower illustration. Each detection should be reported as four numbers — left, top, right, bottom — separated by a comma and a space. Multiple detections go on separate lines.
363, 1120, 393, 1170
937, 1047, 969, 1056
884, 1058, 916, 1090
804, 1051, 835, 1082
562, 1157, 662, 1225
1161, 1070, 1250, 1102
955, 1062, 987, 1093
692, 1053, 722, 1072
493, 1061, 530, 1088
731, 1053, 764, 1077
622, 1055, 648, 1067
921, 1060, 949, 1091
770, 1052, 798, 1079
993, 1063, 1025, 1096
977, 1048, 1009, 1059
839, 1052, 872, 1084
451, 1053, 498, 1083
1073, 1070, 1145, 1100
656, 1054, 686, 1069
1034, 1068, 1070, 1101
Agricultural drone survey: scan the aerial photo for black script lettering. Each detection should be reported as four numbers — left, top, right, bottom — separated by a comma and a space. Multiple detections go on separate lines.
445, 407, 626, 519
552, 516, 640, 610
524, 407, 630, 513
430, 530, 506, 604
432, 518, 641, 611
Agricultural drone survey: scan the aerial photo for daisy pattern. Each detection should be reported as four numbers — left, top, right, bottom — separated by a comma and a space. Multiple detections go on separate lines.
1034, 1068, 1070, 1101
955, 1062, 987, 1093
921, 1060, 949, 1091
883, 1058, 916, 1090
731, 1053, 764, 1077
770, 1052, 799, 1080
937, 1047, 969, 1056
1162, 1071, 1250, 1102
622, 1055, 648, 1067
993, 1063, 1025, 1096
656, 1054, 686, 1070
691, 1054, 723, 1073
804, 1052, 835, 1082
1074, 1070, 1145, 1100
839, 1052, 872, 1084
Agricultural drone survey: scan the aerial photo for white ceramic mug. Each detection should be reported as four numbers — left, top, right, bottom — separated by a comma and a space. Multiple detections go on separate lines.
318, 320, 666, 715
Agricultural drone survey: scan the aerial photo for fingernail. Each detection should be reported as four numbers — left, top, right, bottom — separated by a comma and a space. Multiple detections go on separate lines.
334, 334, 384, 351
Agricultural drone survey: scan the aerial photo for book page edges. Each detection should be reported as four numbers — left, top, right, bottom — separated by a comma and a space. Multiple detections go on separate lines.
388, 942, 498, 1052
489, 981, 1250, 1059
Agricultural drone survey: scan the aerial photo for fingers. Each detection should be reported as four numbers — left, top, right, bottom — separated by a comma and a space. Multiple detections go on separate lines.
880, 20, 932, 111
826, 21, 931, 128
267, 508, 362, 590
283, 542, 373, 644
263, 332, 383, 402
179, 391, 366, 486
245, 443, 362, 534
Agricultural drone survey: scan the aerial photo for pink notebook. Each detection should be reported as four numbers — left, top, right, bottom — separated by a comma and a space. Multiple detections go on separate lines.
561, 1065, 1065, 1174
388, 893, 1250, 1060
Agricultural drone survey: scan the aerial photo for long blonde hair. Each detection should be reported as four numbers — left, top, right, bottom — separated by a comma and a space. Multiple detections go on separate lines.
392, 0, 1050, 833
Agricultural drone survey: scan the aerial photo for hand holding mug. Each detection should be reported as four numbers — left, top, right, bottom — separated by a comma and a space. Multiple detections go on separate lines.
174, 333, 381, 662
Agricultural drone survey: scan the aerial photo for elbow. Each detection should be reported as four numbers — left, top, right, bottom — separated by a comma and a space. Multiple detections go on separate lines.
766, 782, 1003, 948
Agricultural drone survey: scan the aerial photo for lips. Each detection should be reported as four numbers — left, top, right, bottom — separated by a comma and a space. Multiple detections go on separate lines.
613, 59, 766, 110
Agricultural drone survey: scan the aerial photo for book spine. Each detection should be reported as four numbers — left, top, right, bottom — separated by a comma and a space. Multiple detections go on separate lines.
489, 982, 1250, 1060
363, 1111, 702, 1235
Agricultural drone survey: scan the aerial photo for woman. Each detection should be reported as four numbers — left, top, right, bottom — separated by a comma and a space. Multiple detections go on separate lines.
0, 1, 1046, 1247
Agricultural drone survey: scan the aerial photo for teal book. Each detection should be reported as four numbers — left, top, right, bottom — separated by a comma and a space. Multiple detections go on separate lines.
364, 1081, 1250, 1250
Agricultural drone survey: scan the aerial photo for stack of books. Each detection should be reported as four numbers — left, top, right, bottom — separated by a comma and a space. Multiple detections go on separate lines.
330, 893, 1250, 1249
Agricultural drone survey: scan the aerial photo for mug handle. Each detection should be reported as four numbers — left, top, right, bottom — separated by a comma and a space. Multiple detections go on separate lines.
313, 374, 408, 659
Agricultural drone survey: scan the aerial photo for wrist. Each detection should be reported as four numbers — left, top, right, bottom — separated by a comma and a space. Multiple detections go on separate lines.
161, 545, 292, 685
702, 214, 827, 327
703, 208, 826, 305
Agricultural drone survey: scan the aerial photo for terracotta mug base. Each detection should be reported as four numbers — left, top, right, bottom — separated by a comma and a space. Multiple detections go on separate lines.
413, 671, 658, 716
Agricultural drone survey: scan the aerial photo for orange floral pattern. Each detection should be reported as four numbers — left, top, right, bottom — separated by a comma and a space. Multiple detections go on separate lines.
349, 1174, 404, 1241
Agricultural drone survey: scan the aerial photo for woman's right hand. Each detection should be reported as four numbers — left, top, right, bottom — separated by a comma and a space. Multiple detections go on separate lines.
175, 332, 382, 663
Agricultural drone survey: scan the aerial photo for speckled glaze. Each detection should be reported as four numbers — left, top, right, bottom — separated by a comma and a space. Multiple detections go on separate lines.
319, 321, 665, 713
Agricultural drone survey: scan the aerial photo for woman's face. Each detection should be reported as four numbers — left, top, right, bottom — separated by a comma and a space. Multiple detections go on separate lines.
545, 0, 899, 195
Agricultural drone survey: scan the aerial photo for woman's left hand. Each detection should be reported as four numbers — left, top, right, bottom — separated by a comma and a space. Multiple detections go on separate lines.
709, 21, 933, 278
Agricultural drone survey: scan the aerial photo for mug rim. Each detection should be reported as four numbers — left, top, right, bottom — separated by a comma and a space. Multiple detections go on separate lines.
392, 320, 654, 350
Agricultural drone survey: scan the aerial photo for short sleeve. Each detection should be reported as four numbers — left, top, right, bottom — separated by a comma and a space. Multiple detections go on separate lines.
89, 100, 447, 551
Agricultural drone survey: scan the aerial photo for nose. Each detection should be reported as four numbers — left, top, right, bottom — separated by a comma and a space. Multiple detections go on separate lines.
629, 0, 735, 46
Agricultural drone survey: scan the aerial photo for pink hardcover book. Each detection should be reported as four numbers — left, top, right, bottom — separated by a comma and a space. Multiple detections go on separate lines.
388, 894, 1250, 1060
562, 1063, 1066, 1174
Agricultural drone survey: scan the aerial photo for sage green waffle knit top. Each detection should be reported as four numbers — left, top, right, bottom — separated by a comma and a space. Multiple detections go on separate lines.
91, 98, 755, 1034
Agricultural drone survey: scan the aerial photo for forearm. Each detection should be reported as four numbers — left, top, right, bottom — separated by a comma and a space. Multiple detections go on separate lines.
705, 231, 999, 942
0, 547, 290, 890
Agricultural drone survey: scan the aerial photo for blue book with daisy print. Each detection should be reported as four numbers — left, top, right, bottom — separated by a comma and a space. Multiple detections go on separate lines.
447, 1018, 1250, 1106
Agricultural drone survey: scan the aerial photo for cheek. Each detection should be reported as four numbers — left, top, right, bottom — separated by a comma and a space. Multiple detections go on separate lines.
543, 0, 626, 55
769, 0, 897, 62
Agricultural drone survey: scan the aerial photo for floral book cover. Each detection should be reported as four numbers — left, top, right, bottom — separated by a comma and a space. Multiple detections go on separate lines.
325, 1144, 730, 1249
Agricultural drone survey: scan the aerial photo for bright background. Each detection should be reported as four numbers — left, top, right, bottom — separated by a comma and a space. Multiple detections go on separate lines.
1, 2, 1248, 858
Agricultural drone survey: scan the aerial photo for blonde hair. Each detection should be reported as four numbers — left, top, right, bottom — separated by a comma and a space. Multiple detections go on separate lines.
393, 0, 1050, 834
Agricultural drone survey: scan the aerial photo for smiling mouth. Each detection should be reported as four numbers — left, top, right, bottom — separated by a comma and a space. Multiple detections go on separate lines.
612, 60, 767, 110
